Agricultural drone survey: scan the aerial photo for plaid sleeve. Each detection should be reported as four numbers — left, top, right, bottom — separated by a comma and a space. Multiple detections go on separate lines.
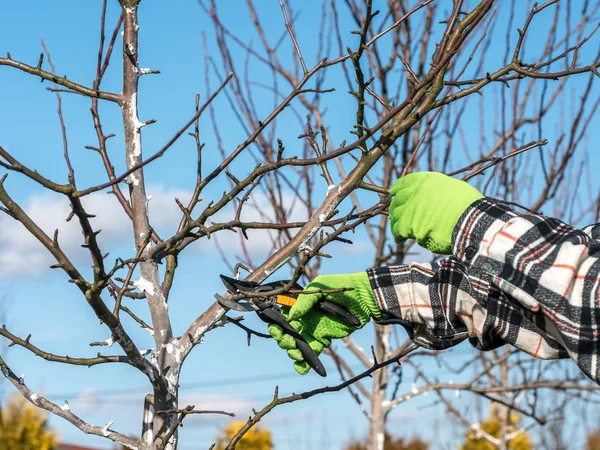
452, 199, 600, 381
367, 259, 567, 361
368, 198, 600, 382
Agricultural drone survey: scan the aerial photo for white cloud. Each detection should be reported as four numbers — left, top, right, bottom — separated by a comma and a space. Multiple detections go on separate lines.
145, 185, 192, 231
70, 388, 104, 415
208, 192, 372, 261
207, 191, 309, 256
0, 185, 370, 278
0, 185, 190, 278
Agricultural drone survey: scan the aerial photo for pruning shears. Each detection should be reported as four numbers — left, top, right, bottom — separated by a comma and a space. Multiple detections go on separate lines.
214, 275, 360, 377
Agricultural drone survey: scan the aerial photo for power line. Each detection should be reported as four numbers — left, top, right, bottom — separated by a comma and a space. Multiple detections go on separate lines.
46, 370, 304, 400
46, 345, 479, 400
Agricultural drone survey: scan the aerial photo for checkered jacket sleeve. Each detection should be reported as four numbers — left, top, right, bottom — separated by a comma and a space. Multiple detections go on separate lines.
367, 198, 600, 382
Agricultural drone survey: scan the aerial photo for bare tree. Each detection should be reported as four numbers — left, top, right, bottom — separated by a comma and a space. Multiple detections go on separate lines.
205, 0, 600, 449
0, 1, 599, 449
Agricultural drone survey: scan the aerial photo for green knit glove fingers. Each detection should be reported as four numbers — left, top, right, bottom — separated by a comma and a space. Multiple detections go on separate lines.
268, 272, 382, 375
268, 320, 325, 375
389, 172, 483, 254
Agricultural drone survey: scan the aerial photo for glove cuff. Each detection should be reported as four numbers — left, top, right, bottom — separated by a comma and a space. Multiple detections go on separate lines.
427, 192, 484, 254
352, 271, 383, 321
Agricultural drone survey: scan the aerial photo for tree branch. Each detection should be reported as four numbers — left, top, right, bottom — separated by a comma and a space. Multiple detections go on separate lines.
0, 355, 141, 449
0, 55, 121, 102
0, 326, 128, 366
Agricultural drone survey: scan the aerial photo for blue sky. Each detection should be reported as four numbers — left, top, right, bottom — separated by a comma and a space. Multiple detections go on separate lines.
1, 1, 600, 449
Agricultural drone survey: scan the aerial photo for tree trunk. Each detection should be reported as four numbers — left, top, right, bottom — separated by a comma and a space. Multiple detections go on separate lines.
368, 324, 391, 450
120, 2, 178, 447
152, 363, 180, 450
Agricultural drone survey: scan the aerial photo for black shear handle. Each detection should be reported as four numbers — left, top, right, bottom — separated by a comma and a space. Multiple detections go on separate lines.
257, 307, 327, 377
318, 300, 361, 329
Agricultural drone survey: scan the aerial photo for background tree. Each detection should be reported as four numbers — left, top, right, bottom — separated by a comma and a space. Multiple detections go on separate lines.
461, 405, 532, 450
208, 0, 600, 448
0, 395, 59, 450
0, 0, 599, 449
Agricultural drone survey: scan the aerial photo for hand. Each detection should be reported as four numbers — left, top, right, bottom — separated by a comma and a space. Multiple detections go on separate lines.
268, 272, 382, 375
389, 172, 483, 254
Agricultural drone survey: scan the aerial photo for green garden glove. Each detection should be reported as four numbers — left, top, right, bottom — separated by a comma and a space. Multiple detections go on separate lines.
389, 172, 483, 254
268, 272, 382, 375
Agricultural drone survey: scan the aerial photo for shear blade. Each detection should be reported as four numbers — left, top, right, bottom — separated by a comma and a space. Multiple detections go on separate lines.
220, 274, 301, 294
214, 293, 254, 312
219, 274, 254, 294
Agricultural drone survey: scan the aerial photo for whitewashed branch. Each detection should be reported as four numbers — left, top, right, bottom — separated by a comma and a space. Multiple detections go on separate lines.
0, 355, 141, 449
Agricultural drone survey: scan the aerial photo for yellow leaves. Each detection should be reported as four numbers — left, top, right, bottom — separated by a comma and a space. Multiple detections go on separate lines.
214, 420, 273, 450
0, 395, 59, 450
461, 404, 532, 450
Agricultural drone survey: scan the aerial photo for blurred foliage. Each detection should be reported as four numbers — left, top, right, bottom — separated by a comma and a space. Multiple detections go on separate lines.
215, 420, 273, 450
344, 432, 429, 450
0, 395, 59, 450
586, 427, 600, 450
461, 404, 531, 450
